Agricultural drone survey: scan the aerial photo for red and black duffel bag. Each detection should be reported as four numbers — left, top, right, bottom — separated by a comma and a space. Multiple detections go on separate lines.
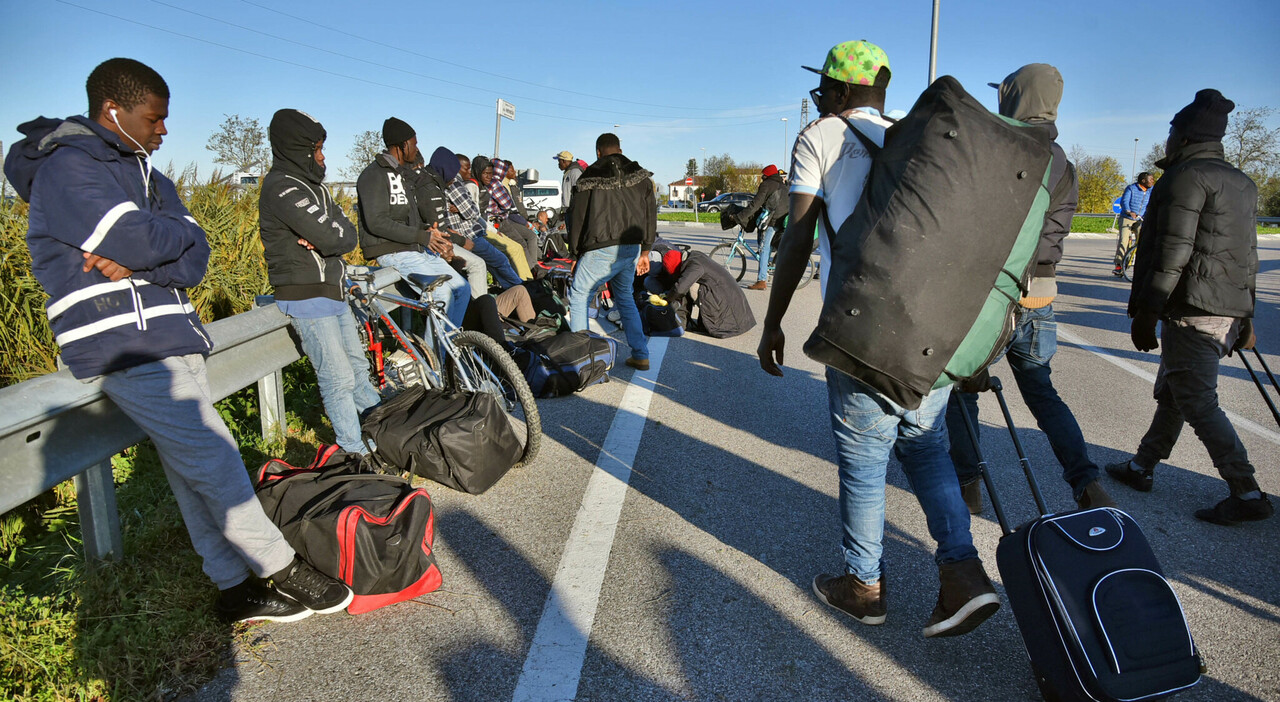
254, 445, 442, 615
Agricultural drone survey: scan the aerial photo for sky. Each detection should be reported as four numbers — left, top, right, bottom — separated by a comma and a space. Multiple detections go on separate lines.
2, 0, 1278, 194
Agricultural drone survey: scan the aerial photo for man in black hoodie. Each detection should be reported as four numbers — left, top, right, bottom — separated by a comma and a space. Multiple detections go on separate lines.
260, 109, 381, 457
356, 118, 469, 327
944, 64, 1116, 514
567, 133, 657, 371
1106, 89, 1271, 526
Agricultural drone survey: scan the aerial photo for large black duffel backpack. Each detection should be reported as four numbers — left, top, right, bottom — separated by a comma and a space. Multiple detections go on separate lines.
803, 75, 1053, 410
361, 385, 523, 494
254, 445, 442, 615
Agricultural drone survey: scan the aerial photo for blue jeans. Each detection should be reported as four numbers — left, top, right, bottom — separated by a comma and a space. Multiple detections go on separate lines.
470, 236, 523, 289
827, 368, 977, 584
99, 354, 296, 589
945, 304, 1100, 497
757, 225, 777, 282
568, 244, 649, 361
377, 250, 470, 328
289, 309, 382, 455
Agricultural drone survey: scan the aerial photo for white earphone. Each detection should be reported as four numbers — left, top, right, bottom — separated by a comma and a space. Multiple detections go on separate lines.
108, 106, 153, 198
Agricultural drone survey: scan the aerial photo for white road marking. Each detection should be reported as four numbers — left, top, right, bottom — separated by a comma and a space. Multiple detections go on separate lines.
513, 337, 669, 702
1057, 325, 1280, 446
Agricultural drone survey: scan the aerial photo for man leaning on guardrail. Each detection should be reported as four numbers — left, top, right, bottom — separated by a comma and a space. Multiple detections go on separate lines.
2, 58, 353, 624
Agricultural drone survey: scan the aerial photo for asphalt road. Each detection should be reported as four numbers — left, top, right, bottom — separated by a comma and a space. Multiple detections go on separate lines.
189, 228, 1280, 702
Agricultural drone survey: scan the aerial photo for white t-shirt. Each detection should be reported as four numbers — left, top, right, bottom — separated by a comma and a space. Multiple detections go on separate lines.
789, 107, 892, 299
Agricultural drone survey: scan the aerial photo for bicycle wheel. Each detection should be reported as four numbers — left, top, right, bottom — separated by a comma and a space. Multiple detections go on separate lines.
710, 243, 749, 282
447, 330, 542, 467
1120, 243, 1137, 282
795, 252, 818, 290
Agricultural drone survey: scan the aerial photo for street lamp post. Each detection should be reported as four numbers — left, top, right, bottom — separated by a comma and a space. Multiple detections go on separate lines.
697, 147, 706, 224
929, 0, 940, 84
1132, 138, 1140, 180
781, 118, 788, 168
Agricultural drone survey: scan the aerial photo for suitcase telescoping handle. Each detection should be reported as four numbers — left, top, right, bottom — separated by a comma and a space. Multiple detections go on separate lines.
1239, 348, 1280, 430
956, 377, 1049, 537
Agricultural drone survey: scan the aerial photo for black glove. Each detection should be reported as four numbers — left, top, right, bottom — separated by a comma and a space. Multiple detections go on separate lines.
957, 368, 992, 394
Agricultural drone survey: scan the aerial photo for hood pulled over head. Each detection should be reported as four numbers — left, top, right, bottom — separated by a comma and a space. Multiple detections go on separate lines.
429, 146, 460, 181
269, 108, 326, 182
994, 63, 1063, 124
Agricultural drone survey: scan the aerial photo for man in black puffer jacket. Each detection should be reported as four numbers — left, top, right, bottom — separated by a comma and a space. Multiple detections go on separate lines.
260, 109, 380, 456
1106, 89, 1271, 526
738, 165, 790, 290
567, 132, 657, 371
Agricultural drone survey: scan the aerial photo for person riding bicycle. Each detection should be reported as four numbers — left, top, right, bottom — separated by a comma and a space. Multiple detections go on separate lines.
1114, 171, 1153, 275
738, 164, 790, 290
260, 108, 382, 457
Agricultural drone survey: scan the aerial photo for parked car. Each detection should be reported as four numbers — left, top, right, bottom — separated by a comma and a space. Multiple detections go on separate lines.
696, 192, 753, 212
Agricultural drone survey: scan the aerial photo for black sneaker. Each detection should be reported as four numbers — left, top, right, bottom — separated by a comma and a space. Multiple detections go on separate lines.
271, 559, 353, 615
923, 559, 1000, 638
1194, 494, 1275, 526
216, 578, 311, 623
1105, 459, 1153, 493
812, 573, 886, 625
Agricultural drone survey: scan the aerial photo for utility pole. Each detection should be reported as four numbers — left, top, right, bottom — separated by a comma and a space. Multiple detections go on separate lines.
1132, 138, 1139, 180
801, 98, 809, 126
929, 0, 940, 84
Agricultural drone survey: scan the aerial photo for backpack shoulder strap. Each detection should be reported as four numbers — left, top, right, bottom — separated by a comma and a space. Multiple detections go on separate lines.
838, 115, 882, 157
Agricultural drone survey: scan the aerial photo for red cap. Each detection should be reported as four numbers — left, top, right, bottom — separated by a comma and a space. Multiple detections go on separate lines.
761, 164, 779, 177
662, 250, 682, 275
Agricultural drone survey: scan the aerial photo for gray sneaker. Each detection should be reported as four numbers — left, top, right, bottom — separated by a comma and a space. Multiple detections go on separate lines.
812, 573, 886, 625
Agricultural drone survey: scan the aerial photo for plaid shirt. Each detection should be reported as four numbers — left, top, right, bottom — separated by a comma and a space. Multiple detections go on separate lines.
445, 177, 485, 239
487, 158, 515, 218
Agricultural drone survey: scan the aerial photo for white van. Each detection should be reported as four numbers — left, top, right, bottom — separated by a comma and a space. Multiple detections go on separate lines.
521, 179, 562, 210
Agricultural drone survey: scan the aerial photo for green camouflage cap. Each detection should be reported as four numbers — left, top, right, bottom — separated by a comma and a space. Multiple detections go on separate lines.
802, 40, 890, 86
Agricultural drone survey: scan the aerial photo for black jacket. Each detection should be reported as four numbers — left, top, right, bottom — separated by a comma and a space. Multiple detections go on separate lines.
738, 173, 789, 230
357, 153, 429, 259
260, 111, 357, 301
1035, 128, 1078, 274
1129, 141, 1257, 319
568, 153, 657, 256
670, 250, 756, 339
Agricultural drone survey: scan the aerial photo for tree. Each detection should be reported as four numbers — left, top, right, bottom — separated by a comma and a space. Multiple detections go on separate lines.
1139, 143, 1165, 179
685, 158, 697, 178
1070, 146, 1127, 213
205, 114, 269, 174
1223, 107, 1280, 179
342, 130, 382, 181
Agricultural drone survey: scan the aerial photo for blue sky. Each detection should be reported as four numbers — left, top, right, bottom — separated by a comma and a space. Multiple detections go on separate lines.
2, 0, 1277, 191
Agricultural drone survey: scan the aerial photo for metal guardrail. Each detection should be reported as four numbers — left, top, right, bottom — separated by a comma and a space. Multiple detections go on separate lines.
1074, 213, 1279, 226
0, 303, 303, 560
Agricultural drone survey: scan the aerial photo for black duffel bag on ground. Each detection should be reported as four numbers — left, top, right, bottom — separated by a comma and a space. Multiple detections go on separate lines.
513, 330, 616, 397
361, 385, 523, 494
254, 445, 442, 615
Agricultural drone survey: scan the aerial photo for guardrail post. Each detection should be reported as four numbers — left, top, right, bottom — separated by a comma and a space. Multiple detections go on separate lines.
74, 459, 123, 561
258, 369, 286, 441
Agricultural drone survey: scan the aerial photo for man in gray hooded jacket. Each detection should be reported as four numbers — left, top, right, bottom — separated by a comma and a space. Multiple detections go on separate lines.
945, 64, 1117, 514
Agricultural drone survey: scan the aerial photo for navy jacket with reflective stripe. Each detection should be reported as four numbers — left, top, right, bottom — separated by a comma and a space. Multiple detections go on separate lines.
7, 115, 212, 379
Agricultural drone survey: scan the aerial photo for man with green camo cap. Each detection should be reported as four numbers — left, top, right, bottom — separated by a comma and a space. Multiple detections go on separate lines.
758, 39, 1001, 639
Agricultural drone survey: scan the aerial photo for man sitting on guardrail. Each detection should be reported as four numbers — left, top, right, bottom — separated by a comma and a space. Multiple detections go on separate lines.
357, 118, 470, 328
4, 58, 352, 623
259, 108, 381, 456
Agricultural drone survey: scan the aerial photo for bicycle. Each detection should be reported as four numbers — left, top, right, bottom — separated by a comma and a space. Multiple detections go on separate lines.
346, 265, 542, 467
709, 220, 818, 289
1117, 219, 1141, 282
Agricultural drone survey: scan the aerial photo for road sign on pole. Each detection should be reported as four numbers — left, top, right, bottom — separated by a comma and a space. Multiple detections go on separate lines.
685, 177, 693, 185
494, 99, 515, 158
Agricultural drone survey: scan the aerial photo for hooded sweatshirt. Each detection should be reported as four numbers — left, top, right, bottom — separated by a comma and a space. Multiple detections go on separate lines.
995, 63, 1078, 308
259, 109, 357, 303
3, 115, 212, 379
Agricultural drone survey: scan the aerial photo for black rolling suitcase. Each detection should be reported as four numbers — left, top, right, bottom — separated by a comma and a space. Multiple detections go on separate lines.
1239, 347, 1280, 430
958, 378, 1202, 701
